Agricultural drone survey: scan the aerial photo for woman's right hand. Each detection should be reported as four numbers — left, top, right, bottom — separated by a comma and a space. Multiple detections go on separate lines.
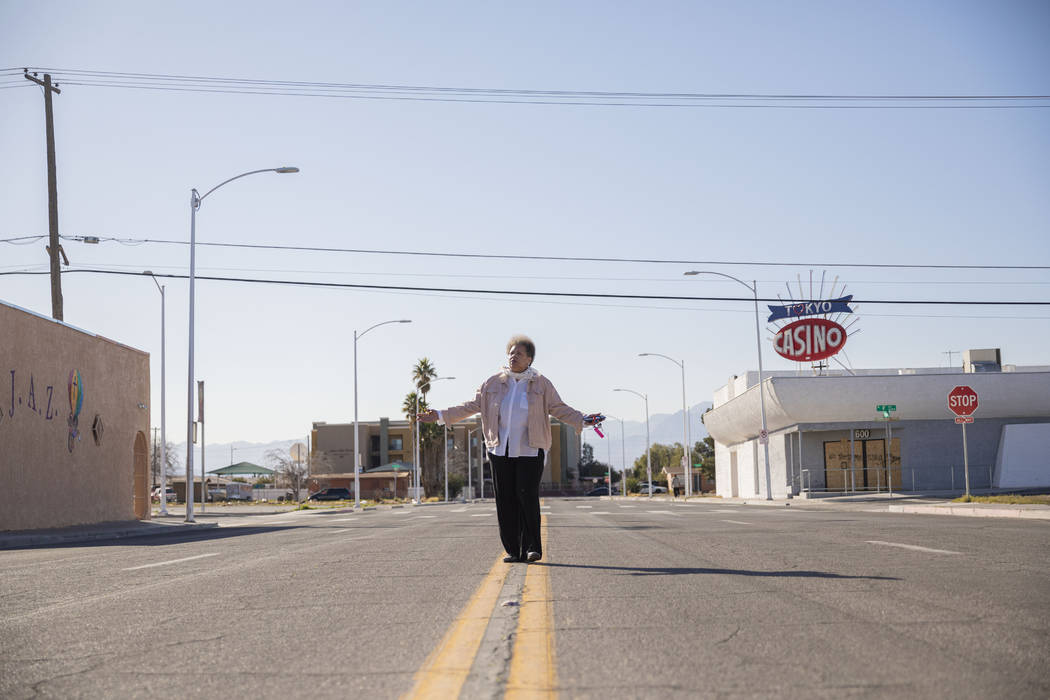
418, 409, 439, 423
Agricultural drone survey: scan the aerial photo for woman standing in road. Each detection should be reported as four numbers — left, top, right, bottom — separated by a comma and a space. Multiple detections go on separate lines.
420, 335, 600, 563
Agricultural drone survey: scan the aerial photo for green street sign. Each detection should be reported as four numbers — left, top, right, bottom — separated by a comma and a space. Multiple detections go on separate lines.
876, 404, 897, 412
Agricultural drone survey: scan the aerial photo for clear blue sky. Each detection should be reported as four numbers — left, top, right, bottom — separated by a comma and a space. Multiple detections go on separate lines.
2, 1, 1048, 450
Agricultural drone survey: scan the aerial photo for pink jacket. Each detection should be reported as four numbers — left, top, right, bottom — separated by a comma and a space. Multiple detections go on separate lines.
442, 370, 584, 452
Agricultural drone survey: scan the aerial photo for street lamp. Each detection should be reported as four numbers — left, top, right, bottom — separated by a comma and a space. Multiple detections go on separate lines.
185, 166, 299, 523
143, 271, 168, 516
414, 375, 455, 504
467, 427, 479, 501
684, 270, 772, 500
354, 319, 412, 510
606, 414, 626, 498
613, 389, 651, 497
639, 352, 692, 497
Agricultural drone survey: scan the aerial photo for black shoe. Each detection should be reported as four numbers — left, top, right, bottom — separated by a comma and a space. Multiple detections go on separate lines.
503, 555, 521, 563
526, 551, 542, 562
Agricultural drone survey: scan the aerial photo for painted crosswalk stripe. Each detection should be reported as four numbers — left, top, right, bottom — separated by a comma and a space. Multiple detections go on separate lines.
867, 540, 962, 555
124, 552, 220, 571
721, 519, 752, 525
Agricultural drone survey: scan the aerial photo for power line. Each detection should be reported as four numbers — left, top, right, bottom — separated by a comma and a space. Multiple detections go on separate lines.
11, 259, 1050, 286
53, 234, 1050, 270
3, 268, 1047, 306
15, 67, 1050, 109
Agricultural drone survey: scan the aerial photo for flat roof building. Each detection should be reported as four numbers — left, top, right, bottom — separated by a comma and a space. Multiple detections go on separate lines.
703, 350, 1050, 499
311, 415, 581, 499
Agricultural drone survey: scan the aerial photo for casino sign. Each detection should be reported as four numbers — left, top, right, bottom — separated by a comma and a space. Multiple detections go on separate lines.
767, 280, 855, 365
773, 318, 846, 362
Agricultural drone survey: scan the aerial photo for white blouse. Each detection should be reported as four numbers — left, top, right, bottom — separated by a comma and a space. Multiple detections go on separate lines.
493, 377, 538, 458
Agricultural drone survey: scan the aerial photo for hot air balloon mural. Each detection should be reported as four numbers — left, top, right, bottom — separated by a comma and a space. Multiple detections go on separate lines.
68, 369, 83, 453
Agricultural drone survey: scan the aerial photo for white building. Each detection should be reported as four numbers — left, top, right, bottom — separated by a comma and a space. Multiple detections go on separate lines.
703, 350, 1050, 498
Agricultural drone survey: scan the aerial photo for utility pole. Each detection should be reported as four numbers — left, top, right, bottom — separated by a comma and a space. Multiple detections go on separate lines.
943, 350, 960, 369
23, 70, 64, 320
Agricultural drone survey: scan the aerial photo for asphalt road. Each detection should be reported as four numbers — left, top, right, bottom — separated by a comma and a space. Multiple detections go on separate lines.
1, 499, 1047, 699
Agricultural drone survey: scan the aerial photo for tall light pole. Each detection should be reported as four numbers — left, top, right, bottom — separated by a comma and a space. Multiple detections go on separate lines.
467, 427, 478, 501
606, 414, 626, 497
414, 375, 454, 504
185, 166, 299, 523
639, 352, 692, 497
685, 270, 772, 500
614, 389, 651, 497
354, 319, 412, 510
144, 271, 168, 516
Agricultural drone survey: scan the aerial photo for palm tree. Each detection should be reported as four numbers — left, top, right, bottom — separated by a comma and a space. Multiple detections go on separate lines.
408, 358, 440, 497
412, 358, 438, 399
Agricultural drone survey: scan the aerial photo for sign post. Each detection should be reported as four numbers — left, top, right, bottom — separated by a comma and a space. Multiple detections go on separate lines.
875, 405, 897, 496
948, 386, 979, 497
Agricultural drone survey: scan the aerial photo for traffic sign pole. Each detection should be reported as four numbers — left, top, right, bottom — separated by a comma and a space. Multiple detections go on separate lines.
962, 421, 970, 497
947, 386, 979, 497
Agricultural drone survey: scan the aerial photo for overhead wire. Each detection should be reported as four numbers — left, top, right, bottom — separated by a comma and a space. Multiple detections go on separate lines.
2, 268, 1047, 307
53, 234, 1050, 270
14, 67, 1050, 108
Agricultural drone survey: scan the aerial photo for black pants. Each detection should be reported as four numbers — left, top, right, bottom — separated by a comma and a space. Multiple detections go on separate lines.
489, 449, 545, 559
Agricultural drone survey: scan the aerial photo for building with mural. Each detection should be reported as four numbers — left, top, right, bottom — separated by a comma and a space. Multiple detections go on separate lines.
1, 300, 151, 530
704, 349, 1050, 498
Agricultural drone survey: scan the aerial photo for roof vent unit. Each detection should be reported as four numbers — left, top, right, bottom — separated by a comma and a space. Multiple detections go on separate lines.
964, 348, 1001, 373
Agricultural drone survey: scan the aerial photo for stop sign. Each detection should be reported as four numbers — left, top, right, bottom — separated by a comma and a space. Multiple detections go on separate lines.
948, 385, 979, 416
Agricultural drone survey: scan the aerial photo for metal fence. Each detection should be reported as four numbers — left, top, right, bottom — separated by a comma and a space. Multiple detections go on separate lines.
799, 464, 995, 494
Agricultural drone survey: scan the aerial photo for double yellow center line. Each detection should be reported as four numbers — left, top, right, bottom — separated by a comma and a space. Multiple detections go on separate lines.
406, 516, 557, 699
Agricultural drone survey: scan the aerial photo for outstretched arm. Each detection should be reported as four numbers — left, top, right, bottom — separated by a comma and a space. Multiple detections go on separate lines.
419, 384, 484, 424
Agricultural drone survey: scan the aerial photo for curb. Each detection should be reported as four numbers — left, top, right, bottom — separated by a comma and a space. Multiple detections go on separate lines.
888, 504, 1050, 520
0, 521, 219, 550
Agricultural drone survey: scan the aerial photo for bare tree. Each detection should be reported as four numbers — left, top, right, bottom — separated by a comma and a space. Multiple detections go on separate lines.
265, 448, 309, 502
150, 440, 180, 485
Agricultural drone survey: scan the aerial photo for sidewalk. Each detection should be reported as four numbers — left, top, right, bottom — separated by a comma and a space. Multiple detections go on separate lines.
0, 518, 219, 550
627, 492, 1050, 520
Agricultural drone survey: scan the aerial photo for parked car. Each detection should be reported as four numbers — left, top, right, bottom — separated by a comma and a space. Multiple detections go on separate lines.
309, 487, 352, 501
633, 482, 667, 494
585, 486, 619, 497
151, 487, 176, 502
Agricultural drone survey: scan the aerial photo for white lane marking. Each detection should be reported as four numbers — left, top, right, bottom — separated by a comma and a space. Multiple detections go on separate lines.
329, 517, 355, 522
619, 505, 636, 508
576, 505, 592, 509
590, 511, 613, 515
264, 520, 293, 525
645, 510, 679, 516
124, 553, 220, 571
415, 515, 438, 519
329, 529, 349, 534
471, 513, 494, 517
450, 508, 467, 512
867, 540, 962, 555
721, 519, 752, 525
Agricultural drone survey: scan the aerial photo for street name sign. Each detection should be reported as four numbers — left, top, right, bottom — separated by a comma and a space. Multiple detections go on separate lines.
876, 404, 897, 413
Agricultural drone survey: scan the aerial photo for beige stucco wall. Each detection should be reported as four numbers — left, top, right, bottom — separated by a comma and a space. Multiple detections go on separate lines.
0, 301, 150, 531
